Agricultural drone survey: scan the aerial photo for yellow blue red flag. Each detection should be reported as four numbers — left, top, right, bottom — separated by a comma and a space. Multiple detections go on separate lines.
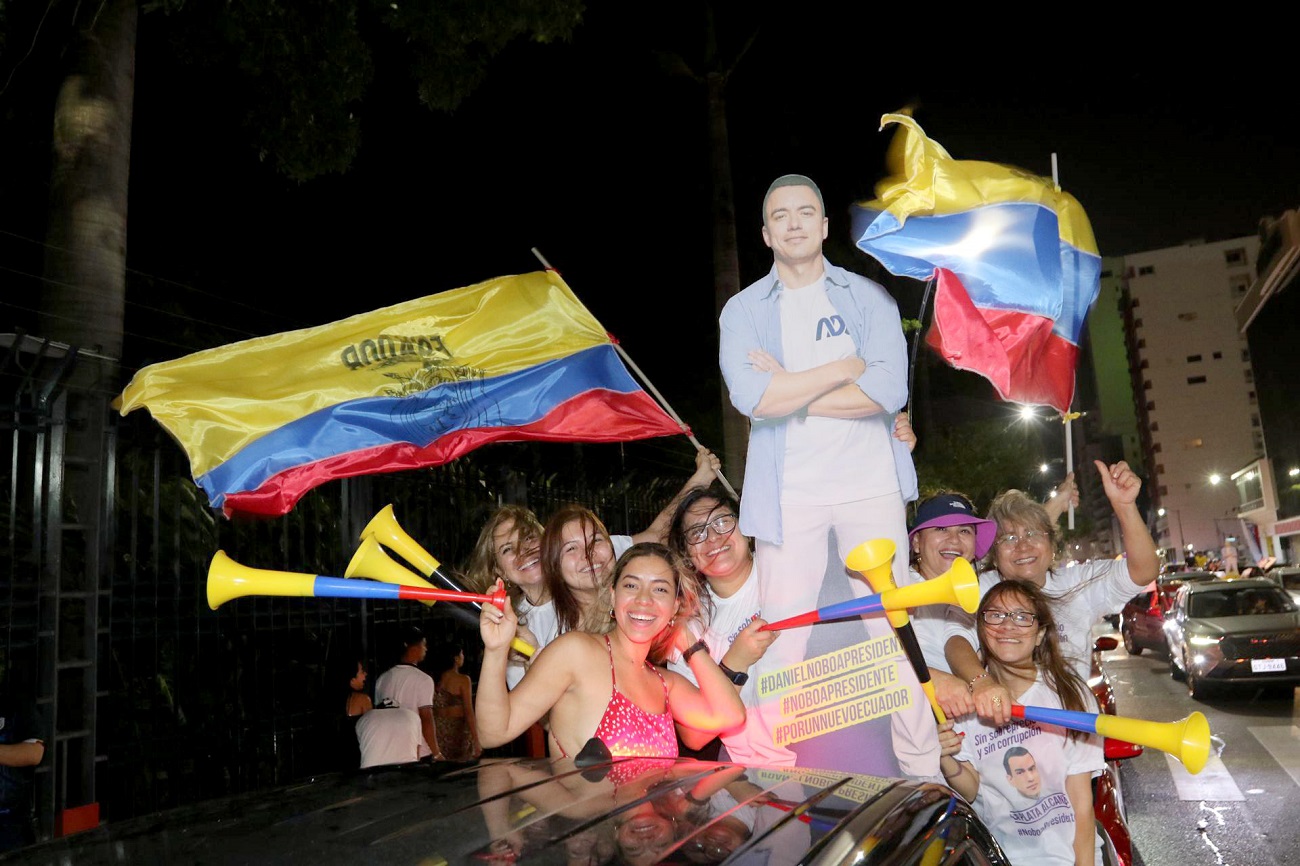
116, 271, 682, 517
851, 113, 1101, 413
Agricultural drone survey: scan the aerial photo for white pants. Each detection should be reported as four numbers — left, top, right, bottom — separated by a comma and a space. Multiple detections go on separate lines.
726, 492, 939, 778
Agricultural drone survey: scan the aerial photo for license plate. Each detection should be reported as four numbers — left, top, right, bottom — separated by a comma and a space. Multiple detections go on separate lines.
1252, 658, 1286, 673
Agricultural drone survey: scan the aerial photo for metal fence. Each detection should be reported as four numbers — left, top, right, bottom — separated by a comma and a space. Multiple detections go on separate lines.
4, 366, 683, 830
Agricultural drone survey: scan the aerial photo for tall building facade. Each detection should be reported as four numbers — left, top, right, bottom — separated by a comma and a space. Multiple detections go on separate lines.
1122, 237, 1263, 564
1236, 209, 1300, 562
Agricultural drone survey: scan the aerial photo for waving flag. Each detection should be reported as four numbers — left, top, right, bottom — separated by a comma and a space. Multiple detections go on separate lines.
851, 113, 1101, 413
116, 271, 682, 517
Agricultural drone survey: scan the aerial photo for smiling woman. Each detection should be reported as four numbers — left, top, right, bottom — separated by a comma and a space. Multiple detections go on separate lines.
475, 542, 745, 760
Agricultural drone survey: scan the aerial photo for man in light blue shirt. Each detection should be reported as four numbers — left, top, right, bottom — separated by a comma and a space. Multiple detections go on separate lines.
717, 174, 931, 776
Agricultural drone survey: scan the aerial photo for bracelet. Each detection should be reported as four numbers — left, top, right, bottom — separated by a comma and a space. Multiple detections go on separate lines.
967, 672, 991, 693
682, 639, 710, 664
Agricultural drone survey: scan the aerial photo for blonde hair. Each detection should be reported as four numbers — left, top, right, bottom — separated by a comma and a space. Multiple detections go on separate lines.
464, 505, 544, 594
984, 489, 1058, 572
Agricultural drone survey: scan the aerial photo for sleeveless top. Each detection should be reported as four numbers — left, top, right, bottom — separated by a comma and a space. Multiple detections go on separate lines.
558, 636, 678, 759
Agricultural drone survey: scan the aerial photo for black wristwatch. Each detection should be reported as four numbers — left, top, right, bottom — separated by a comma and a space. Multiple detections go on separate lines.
681, 639, 709, 665
718, 663, 749, 686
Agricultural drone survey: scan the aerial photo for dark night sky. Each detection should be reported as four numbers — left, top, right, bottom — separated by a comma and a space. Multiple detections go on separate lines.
4, 8, 1299, 462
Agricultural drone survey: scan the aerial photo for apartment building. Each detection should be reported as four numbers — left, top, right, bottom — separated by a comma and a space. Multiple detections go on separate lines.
1122, 237, 1262, 563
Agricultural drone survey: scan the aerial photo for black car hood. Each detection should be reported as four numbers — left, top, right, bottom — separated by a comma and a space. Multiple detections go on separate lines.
4, 757, 1006, 866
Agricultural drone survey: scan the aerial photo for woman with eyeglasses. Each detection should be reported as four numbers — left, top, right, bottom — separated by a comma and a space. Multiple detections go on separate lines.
937, 580, 1105, 866
944, 461, 1160, 727
664, 484, 776, 761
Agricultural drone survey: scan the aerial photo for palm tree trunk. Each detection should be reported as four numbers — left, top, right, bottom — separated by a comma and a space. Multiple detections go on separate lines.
706, 69, 748, 490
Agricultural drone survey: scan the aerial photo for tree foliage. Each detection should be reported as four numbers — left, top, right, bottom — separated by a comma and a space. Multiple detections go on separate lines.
912, 416, 1047, 515
152, 0, 583, 182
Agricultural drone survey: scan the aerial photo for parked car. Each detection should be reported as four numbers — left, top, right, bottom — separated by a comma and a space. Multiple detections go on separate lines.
1268, 566, 1300, 606
1165, 577, 1300, 699
1091, 634, 1138, 866
1119, 571, 1219, 656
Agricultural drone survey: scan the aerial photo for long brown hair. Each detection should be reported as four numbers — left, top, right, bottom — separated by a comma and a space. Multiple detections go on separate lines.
542, 504, 615, 635
464, 505, 544, 594
976, 580, 1092, 727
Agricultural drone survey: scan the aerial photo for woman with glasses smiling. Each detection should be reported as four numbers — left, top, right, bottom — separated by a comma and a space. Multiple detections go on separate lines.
938, 580, 1105, 866
944, 460, 1160, 727
665, 484, 776, 763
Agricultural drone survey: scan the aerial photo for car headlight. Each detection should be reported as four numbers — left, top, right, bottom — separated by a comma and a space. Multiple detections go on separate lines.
1188, 634, 1221, 647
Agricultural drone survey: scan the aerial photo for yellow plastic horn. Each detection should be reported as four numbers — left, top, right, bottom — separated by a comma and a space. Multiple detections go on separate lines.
361, 504, 440, 576
355, 506, 536, 658
847, 538, 947, 724
207, 550, 317, 610
346, 535, 440, 608
1013, 705, 1212, 774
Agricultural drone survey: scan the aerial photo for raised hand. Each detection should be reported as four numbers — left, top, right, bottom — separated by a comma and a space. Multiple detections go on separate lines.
479, 579, 519, 652
1094, 460, 1141, 508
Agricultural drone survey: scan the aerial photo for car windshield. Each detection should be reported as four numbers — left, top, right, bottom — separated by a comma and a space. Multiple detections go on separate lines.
1189, 587, 1295, 618
1277, 572, 1300, 591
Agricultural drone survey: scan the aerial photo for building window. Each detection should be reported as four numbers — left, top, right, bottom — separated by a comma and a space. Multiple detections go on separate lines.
1230, 274, 1251, 297
1241, 348, 1250, 362
1186, 354, 1202, 363
1253, 432, 1265, 450
1145, 400, 1156, 411
1159, 485, 1169, 497
1177, 312, 1199, 321
1129, 296, 1138, 307
1251, 414, 1261, 428
1101, 269, 1113, 278
1134, 318, 1144, 329
1156, 464, 1165, 474
1183, 438, 1203, 449
1139, 358, 1149, 369
1138, 339, 1146, 349
1225, 247, 1247, 266
1248, 391, 1257, 405
1245, 369, 1254, 383
1187, 375, 1207, 384
1143, 379, 1153, 390
1153, 443, 1163, 453
1213, 351, 1223, 359
1138, 265, 1155, 275
1151, 422, 1160, 432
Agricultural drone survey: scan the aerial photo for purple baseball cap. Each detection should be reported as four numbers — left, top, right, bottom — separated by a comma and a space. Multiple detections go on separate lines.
908, 494, 998, 559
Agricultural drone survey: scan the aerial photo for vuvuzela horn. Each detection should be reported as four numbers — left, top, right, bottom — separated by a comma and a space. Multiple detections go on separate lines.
846, 538, 946, 724
358, 505, 536, 657
1011, 704, 1212, 774
206, 550, 507, 611
761, 555, 979, 632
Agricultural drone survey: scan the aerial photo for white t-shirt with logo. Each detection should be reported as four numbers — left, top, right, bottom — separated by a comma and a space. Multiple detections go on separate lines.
778, 280, 893, 506
374, 664, 435, 758
357, 706, 422, 768
954, 678, 1104, 865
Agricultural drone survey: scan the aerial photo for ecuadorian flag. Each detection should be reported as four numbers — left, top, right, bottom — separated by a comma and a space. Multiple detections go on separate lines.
116, 271, 682, 517
851, 113, 1101, 413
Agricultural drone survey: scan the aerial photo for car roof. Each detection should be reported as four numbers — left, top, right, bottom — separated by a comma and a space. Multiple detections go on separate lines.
8, 756, 997, 865
1159, 571, 1218, 583
1185, 577, 1277, 592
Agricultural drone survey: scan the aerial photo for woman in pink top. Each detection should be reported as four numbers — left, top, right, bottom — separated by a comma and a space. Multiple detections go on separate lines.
476, 542, 746, 759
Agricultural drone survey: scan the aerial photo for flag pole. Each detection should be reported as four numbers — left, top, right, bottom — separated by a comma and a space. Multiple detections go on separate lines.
1051, 153, 1076, 531
530, 248, 740, 501
907, 275, 935, 421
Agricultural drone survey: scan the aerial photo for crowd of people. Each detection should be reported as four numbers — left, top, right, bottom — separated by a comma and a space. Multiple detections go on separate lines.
338, 172, 1160, 865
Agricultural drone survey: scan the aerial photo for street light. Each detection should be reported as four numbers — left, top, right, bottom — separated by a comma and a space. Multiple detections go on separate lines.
1209, 473, 1222, 485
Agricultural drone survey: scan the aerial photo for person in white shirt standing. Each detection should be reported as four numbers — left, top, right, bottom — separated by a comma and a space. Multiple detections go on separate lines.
374, 626, 444, 761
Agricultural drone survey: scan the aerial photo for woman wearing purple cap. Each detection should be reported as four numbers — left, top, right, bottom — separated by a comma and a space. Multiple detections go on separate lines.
904, 492, 997, 719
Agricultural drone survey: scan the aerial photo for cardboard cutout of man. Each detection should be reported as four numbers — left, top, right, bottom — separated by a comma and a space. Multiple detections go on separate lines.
719, 174, 933, 777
